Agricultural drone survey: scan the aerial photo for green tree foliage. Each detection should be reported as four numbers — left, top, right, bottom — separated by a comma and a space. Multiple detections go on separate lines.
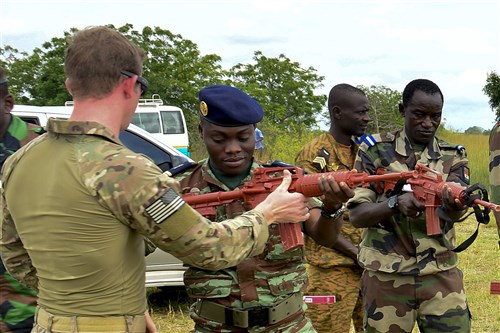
483, 71, 500, 119
115, 24, 226, 131
358, 85, 402, 134
227, 51, 326, 133
464, 126, 486, 135
1, 33, 72, 106
1, 24, 335, 150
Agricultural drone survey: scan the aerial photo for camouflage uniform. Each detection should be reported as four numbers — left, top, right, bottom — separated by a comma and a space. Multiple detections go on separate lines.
348, 128, 471, 333
176, 159, 320, 333
490, 119, 500, 246
0, 114, 43, 333
295, 131, 363, 333
0, 119, 271, 332
489, 119, 500, 205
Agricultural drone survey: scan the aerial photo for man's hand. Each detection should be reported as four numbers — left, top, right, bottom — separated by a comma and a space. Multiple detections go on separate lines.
318, 175, 354, 212
255, 170, 310, 225
397, 192, 425, 218
440, 183, 466, 212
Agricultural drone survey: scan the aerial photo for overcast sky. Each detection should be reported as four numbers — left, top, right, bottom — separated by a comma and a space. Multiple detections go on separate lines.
1, 0, 499, 131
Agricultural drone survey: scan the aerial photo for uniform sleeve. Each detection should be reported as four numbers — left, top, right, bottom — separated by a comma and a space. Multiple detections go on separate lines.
0, 189, 39, 290
444, 147, 470, 186
489, 123, 500, 204
84, 152, 269, 271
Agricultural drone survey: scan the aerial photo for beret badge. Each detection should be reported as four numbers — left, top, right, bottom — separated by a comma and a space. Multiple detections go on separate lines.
200, 101, 209, 116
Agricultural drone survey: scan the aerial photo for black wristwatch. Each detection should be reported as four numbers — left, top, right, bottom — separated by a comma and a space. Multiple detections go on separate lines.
387, 195, 399, 211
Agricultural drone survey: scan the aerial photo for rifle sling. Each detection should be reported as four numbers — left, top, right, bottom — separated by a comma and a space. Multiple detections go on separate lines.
437, 205, 486, 253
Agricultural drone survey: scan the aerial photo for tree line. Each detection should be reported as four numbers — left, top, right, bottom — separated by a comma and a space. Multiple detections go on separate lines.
1, 23, 499, 138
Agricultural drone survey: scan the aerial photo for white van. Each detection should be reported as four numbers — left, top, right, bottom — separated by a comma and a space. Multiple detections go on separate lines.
63, 95, 191, 157
131, 95, 190, 157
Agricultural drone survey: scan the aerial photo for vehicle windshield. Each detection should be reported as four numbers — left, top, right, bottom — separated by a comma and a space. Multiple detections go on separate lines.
161, 111, 185, 134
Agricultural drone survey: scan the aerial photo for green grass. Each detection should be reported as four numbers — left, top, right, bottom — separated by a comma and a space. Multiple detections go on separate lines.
147, 213, 500, 333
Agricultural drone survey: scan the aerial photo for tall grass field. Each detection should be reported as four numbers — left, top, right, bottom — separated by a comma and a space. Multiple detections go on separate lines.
150, 130, 499, 332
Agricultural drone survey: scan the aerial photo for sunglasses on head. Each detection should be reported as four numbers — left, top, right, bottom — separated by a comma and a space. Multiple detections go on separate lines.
120, 70, 149, 96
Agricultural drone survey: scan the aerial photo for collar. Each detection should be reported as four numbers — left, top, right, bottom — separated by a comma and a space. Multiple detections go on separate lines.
394, 127, 442, 160
199, 158, 260, 191
46, 118, 122, 145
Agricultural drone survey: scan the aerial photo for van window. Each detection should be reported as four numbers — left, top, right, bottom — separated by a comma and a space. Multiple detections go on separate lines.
119, 130, 176, 172
131, 113, 161, 134
160, 111, 185, 134
18, 116, 42, 126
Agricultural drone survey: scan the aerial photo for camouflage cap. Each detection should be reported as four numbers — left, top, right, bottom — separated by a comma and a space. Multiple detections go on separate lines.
198, 84, 263, 126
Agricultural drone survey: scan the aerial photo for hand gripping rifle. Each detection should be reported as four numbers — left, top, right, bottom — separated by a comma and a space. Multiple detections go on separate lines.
400, 164, 500, 252
182, 166, 419, 251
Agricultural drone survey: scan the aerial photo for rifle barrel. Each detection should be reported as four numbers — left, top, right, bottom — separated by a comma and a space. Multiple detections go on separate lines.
473, 199, 500, 212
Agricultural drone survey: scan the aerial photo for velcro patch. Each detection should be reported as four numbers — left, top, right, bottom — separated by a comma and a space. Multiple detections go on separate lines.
354, 133, 376, 147
146, 188, 185, 224
312, 148, 330, 172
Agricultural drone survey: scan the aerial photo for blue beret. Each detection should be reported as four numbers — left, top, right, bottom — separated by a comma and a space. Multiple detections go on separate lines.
198, 84, 263, 126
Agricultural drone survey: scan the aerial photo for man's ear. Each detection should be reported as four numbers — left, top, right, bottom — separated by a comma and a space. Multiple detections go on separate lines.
122, 75, 138, 98
198, 123, 203, 136
3, 94, 14, 113
398, 102, 405, 117
65, 79, 73, 96
331, 105, 342, 119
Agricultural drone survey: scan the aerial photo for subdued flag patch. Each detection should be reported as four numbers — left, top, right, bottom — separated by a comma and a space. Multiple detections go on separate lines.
146, 188, 185, 224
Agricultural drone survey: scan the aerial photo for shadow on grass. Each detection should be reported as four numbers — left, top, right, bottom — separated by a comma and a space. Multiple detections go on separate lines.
147, 286, 192, 312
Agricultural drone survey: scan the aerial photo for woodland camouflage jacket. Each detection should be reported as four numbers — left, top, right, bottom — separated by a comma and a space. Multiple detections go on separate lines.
348, 128, 469, 276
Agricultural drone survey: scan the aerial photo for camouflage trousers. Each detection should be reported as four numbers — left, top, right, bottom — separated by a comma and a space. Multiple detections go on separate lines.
305, 265, 363, 333
189, 302, 316, 333
0, 265, 37, 333
361, 268, 471, 333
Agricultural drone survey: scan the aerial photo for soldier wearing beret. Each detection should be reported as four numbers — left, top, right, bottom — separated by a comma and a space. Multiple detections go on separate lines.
0, 27, 311, 333
348, 79, 471, 333
175, 84, 355, 332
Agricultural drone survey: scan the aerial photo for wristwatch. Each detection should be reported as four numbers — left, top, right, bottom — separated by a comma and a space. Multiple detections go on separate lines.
387, 195, 399, 211
321, 205, 345, 220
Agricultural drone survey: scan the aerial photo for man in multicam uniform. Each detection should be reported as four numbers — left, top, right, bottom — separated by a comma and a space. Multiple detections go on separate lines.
0, 27, 313, 333
294, 84, 370, 333
0, 67, 43, 333
490, 117, 500, 245
348, 79, 472, 333
175, 84, 356, 333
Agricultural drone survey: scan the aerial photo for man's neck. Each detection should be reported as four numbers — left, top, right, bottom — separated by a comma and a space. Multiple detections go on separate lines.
329, 127, 351, 146
70, 97, 125, 137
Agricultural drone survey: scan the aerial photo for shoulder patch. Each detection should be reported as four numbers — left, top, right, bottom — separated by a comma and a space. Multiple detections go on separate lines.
312, 147, 330, 172
353, 133, 376, 147
165, 161, 197, 177
145, 188, 185, 224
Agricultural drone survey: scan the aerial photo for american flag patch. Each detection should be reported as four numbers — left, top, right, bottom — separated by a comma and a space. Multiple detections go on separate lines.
146, 188, 185, 224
